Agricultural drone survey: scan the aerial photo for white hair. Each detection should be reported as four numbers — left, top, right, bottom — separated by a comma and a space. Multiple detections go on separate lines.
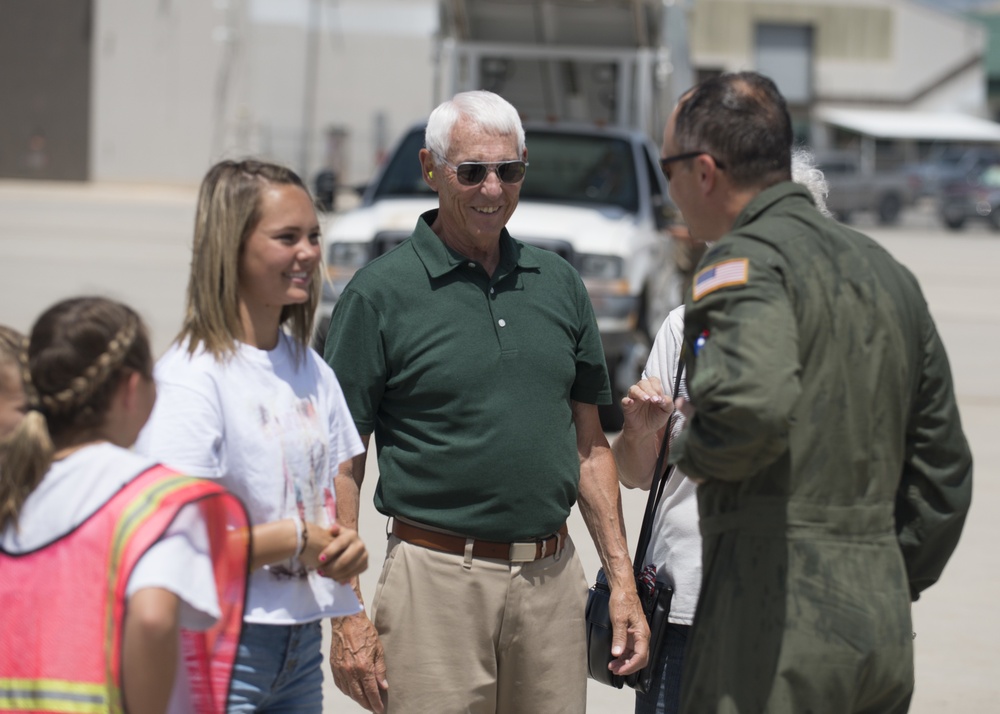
790, 147, 832, 218
424, 90, 526, 160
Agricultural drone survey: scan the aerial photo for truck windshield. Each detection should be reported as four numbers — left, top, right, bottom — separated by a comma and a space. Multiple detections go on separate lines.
370, 128, 639, 213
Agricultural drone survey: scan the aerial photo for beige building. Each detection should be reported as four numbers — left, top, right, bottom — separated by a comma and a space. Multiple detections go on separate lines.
89, 0, 440, 186
1, 0, 993, 185
687, 0, 995, 159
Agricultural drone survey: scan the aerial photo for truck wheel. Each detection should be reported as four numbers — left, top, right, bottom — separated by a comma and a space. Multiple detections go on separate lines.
877, 194, 902, 225
942, 215, 966, 231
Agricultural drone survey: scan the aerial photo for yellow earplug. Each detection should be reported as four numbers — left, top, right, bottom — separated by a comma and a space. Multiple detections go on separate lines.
428, 171, 434, 178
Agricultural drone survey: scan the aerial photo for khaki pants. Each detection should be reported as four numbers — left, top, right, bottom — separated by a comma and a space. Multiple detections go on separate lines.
370, 534, 590, 714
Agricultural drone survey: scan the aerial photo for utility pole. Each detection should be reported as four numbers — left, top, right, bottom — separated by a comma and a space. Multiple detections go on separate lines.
299, 0, 322, 180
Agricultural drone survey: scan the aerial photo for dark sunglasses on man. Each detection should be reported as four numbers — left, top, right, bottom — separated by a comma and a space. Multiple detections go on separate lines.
659, 151, 726, 180
432, 151, 529, 186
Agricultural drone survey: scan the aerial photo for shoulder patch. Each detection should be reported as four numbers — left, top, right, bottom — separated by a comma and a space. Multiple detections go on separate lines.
692, 258, 749, 301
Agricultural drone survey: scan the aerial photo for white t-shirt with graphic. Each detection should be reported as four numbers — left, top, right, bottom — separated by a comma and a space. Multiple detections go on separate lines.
642, 306, 702, 626
136, 331, 365, 625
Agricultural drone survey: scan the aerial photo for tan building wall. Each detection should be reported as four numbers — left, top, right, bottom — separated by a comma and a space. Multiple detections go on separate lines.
90, 0, 437, 186
689, 0, 987, 113
11, 0, 988, 185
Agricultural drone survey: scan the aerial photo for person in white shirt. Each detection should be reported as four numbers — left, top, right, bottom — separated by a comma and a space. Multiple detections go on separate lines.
136, 159, 369, 713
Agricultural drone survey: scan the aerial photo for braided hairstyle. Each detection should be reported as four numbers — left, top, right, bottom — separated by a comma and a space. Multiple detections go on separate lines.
0, 297, 152, 530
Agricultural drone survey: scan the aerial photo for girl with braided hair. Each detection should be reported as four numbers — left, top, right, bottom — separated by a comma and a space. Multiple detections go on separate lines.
135, 159, 369, 713
0, 296, 250, 714
0, 325, 27, 439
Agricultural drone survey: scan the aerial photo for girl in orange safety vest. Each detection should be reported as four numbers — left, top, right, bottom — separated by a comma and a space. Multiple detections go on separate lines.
0, 297, 250, 714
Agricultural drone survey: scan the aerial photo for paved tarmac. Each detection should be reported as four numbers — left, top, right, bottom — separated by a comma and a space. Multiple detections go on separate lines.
0, 181, 996, 712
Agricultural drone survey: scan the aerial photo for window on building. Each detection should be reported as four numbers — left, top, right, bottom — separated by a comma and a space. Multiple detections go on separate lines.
755, 24, 814, 106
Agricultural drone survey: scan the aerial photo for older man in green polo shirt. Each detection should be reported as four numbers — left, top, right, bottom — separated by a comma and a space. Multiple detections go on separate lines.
324, 90, 648, 714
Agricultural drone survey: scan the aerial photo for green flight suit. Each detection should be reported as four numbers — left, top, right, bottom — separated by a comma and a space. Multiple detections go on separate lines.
670, 182, 973, 714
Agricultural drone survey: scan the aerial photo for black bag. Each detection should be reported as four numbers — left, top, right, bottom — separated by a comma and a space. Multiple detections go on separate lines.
585, 359, 685, 693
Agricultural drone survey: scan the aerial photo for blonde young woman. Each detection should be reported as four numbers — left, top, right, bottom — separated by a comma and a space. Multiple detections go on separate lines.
0, 297, 249, 714
136, 159, 368, 713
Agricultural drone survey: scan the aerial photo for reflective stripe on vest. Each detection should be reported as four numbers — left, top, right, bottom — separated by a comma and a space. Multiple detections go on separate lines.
0, 678, 106, 713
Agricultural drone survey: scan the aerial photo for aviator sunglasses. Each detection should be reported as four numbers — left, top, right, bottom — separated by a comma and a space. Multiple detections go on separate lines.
432, 152, 528, 186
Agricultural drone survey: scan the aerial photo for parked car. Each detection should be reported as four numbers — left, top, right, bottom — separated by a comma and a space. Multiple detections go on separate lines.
904, 146, 1000, 200
316, 122, 683, 430
818, 151, 914, 225
938, 163, 1000, 230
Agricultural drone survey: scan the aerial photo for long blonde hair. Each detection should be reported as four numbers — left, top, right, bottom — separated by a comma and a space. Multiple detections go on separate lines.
0, 298, 152, 531
179, 159, 321, 360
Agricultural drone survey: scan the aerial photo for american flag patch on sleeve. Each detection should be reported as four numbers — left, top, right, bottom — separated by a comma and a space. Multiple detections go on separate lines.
692, 258, 749, 301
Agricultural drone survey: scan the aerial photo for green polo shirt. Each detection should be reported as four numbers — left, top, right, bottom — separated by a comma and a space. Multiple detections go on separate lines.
325, 210, 611, 540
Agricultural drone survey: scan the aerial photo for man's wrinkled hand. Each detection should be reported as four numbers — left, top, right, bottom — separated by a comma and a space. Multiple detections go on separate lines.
607, 586, 650, 676
330, 612, 388, 713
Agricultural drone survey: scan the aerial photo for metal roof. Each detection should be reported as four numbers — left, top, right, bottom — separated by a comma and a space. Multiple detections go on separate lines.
445, 0, 661, 47
816, 107, 1000, 142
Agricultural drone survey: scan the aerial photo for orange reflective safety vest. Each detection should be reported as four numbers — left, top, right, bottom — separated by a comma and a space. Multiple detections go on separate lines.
0, 465, 249, 714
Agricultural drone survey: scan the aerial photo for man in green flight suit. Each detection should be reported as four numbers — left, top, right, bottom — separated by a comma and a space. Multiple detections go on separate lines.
660, 72, 973, 713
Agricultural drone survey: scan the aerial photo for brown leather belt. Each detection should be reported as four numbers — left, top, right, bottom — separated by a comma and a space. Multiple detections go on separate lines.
391, 520, 568, 562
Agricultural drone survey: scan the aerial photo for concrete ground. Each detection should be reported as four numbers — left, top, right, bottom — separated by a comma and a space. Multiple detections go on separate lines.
0, 182, 996, 712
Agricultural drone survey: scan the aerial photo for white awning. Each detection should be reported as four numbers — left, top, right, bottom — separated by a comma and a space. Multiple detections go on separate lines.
816, 107, 1000, 142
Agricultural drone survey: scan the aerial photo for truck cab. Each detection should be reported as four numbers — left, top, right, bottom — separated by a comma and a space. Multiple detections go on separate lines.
318, 121, 682, 430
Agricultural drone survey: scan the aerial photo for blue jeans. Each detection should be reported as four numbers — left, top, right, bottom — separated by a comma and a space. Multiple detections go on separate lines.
227, 621, 324, 713
635, 623, 690, 714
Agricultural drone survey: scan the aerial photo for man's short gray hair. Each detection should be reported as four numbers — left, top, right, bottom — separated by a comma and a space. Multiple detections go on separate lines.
425, 90, 526, 160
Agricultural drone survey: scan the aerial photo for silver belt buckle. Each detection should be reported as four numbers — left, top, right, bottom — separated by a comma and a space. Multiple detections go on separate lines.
509, 541, 538, 562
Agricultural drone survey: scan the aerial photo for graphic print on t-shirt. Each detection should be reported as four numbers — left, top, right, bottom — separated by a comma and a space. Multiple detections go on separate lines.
257, 394, 330, 580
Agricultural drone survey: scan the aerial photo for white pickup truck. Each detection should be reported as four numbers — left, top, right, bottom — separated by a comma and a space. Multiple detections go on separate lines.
317, 121, 683, 429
